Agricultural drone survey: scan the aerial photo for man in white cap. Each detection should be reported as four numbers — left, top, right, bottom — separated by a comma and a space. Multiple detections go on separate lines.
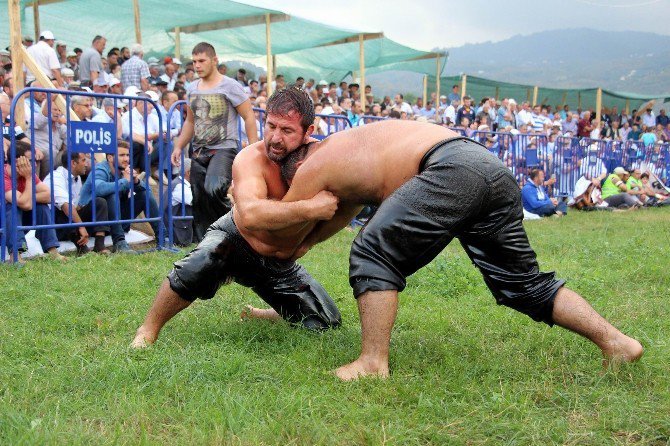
108, 77, 122, 95
64, 51, 80, 80
60, 67, 75, 87
25, 30, 64, 87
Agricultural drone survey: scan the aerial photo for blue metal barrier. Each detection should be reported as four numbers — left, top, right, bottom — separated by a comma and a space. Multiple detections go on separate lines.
359, 115, 386, 125
164, 99, 192, 248
317, 113, 351, 136
0, 107, 5, 262
5, 87, 166, 262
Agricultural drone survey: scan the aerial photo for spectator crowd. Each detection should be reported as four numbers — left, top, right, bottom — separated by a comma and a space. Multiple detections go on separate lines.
2, 31, 669, 262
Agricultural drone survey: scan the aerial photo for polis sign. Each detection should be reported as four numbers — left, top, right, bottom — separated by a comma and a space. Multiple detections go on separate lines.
68, 121, 117, 154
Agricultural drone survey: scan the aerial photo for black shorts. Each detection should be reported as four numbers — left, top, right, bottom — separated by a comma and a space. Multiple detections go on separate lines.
168, 212, 341, 330
349, 137, 565, 325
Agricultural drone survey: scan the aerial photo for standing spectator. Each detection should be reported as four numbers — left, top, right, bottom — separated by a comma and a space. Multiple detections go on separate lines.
562, 112, 578, 135
447, 84, 460, 104
169, 42, 257, 242
656, 109, 669, 127
443, 98, 459, 125
3, 140, 65, 262
393, 94, 413, 115
43, 151, 111, 255
412, 97, 423, 116
79, 35, 107, 87
25, 30, 64, 87
521, 168, 566, 217
160, 63, 178, 91
455, 96, 475, 126
120, 44, 150, 92
639, 104, 656, 129
577, 111, 593, 138
516, 101, 533, 128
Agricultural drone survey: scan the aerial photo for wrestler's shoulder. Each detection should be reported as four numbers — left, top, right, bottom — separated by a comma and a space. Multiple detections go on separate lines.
236, 141, 267, 162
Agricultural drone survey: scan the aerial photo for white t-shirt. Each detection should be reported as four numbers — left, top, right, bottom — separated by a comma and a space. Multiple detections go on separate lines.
25, 41, 60, 82
121, 107, 160, 139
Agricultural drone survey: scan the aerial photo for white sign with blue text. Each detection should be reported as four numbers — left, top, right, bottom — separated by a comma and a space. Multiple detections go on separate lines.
69, 121, 117, 154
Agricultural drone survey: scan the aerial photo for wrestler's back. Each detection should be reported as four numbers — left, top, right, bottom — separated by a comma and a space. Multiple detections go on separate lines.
311, 120, 460, 203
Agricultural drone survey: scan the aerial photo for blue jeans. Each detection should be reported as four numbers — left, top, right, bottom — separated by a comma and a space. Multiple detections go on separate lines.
533, 201, 568, 217
103, 188, 161, 244
4, 202, 60, 253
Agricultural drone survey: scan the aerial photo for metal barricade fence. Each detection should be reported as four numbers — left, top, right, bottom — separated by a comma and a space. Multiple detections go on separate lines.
4, 87, 166, 262
622, 140, 646, 170
359, 115, 386, 125
164, 100, 191, 247
551, 136, 582, 197
317, 113, 351, 136
0, 107, 5, 261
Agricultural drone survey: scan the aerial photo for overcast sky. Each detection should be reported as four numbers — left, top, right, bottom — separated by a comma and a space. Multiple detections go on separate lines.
249, 0, 670, 51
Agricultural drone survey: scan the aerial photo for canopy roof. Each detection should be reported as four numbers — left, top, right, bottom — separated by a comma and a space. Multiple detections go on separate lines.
430, 74, 670, 110
1, 0, 444, 78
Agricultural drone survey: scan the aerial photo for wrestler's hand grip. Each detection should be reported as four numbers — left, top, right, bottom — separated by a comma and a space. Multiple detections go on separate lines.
309, 190, 339, 220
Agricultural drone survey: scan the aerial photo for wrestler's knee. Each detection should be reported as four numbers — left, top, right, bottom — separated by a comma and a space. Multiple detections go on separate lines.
169, 224, 234, 301
349, 234, 406, 297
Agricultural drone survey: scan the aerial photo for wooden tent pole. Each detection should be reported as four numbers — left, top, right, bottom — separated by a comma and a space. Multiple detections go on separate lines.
359, 34, 365, 111
33, 0, 40, 42
9, 0, 25, 126
435, 55, 440, 101
133, 0, 142, 44
174, 27, 180, 59
460, 74, 467, 101
532, 86, 538, 106
422, 75, 427, 106
595, 88, 602, 121
265, 13, 273, 96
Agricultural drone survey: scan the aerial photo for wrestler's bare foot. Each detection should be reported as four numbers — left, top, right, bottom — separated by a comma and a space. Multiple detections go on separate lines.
334, 356, 389, 381
240, 305, 281, 322
601, 334, 644, 368
130, 325, 157, 349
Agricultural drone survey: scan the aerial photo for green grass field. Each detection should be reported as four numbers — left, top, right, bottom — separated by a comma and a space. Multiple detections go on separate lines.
1, 209, 669, 445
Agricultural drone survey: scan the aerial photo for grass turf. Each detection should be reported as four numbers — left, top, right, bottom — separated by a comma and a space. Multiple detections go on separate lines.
1, 208, 669, 445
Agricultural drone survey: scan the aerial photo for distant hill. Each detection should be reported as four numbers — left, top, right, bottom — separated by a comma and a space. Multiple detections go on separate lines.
368, 28, 670, 99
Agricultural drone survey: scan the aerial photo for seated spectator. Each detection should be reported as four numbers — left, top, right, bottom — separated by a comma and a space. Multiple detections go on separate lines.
30, 93, 68, 178
641, 126, 657, 146
78, 140, 161, 253
627, 123, 642, 141
43, 151, 111, 255
121, 91, 159, 173
522, 168, 567, 217
3, 140, 65, 262
625, 167, 649, 205
164, 158, 194, 246
601, 167, 642, 208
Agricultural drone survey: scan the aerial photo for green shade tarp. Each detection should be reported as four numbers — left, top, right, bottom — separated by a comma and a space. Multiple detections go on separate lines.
429, 74, 670, 110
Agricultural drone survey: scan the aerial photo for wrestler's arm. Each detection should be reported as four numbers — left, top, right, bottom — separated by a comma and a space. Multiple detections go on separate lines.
232, 148, 338, 232
280, 164, 363, 256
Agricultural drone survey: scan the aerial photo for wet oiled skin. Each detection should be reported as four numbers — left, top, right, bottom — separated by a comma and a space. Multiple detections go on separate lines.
234, 120, 461, 257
